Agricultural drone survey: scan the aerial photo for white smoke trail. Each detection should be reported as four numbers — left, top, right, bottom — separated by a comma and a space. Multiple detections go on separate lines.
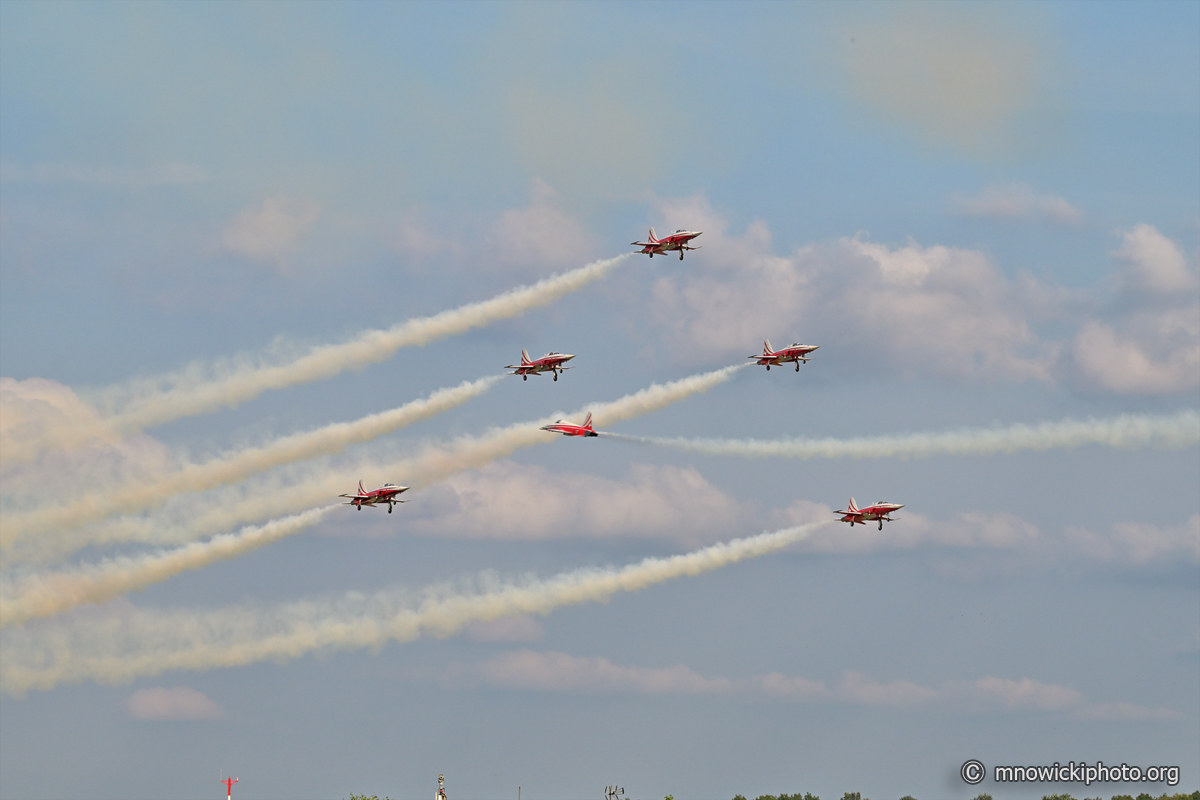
606, 409, 1200, 460
0, 506, 337, 630
0, 519, 830, 694
3, 376, 500, 544
9, 365, 746, 566
2, 255, 629, 465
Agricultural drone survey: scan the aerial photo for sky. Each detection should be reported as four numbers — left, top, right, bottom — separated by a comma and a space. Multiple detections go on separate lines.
0, 2, 1197, 799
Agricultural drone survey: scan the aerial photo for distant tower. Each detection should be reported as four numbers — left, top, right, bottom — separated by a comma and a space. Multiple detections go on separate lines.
437, 774, 448, 800
222, 776, 238, 799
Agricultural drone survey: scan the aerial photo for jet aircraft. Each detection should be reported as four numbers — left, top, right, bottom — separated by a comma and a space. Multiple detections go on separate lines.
835, 498, 903, 530
751, 339, 819, 371
541, 412, 600, 437
631, 228, 703, 260
340, 480, 409, 513
507, 349, 575, 381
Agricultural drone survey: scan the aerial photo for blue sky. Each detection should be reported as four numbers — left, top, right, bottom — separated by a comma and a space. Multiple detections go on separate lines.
1, 2, 1197, 799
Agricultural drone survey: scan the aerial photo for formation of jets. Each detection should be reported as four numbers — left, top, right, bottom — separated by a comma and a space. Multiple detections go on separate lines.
631, 227, 703, 260
339, 480, 409, 513
343, 225, 903, 527
506, 349, 575, 381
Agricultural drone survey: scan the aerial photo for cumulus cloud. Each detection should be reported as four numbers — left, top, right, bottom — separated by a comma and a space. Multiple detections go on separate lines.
1113, 223, 1197, 295
649, 200, 1053, 381
1062, 515, 1200, 566
458, 650, 1176, 719
222, 194, 320, 264
485, 179, 594, 273
406, 460, 749, 547
951, 183, 1082, 224
1069, 225, 1199, 394
125, 686, 224, 720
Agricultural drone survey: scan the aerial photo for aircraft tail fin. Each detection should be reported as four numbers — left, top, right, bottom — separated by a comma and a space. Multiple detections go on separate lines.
764, 339, 773, 355
521, 348, 531, 365
648, 227, 658, 243
358, 480, 366, 495
583, 412, 593, 429
848, 497, 859, 513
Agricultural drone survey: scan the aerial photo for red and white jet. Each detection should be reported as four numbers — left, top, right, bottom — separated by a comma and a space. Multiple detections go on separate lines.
507, 349, 575, 381
540, 412, 600, 437
340, 480, 409, 513
631, 227, 703, 260
750, 339, 819, 372
835, 497, 904, 530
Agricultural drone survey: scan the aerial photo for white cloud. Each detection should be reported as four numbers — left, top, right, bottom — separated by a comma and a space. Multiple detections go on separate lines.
649, 205, 1053, 382
125, 686, 224, 720
459, 650, 1177, 719
951, 183, 1083, 224
477, 650, 733, 695
1062, 515, 1200, 566
1113, 223, 1197, 295
484, 179, 593, 274
1069, 225, 1199, 394
961, 676, 1083, 711
222, 194, 320, 265
405, 460, 748, 547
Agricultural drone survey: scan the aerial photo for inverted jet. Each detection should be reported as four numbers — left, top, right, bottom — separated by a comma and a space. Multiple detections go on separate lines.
631, 227, 703, 260
541, 412, 600, 437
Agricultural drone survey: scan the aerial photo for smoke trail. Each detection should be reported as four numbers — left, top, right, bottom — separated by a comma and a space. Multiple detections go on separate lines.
0, 519, 830, 694
3, 376, 500, 544
2, 255, 629, 465
0, 506, 337, 630
607, 409, 1200, 460
9, 365, 746, 566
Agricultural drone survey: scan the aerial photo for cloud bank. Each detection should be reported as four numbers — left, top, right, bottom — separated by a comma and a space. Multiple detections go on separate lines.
951, 183, 1082, 224
125, 686, 225, 720
462, 650, 1176, 720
